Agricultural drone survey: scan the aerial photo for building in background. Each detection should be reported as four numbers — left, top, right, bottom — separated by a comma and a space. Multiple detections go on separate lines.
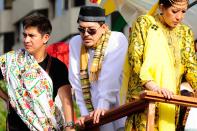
0, 0, 128, 54
0, 0, 14, 54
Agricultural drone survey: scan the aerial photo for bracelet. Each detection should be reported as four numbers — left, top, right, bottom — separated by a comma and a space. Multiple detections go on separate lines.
64, 121, 74, 128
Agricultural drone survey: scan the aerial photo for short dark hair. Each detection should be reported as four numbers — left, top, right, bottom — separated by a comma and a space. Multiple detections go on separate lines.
22, 14, 52, 35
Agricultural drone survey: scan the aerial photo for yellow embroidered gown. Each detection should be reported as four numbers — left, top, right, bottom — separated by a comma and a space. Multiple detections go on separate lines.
124, 14, 197, 131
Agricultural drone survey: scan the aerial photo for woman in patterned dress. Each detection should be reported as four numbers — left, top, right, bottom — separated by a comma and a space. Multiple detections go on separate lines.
122, 0, 197, 130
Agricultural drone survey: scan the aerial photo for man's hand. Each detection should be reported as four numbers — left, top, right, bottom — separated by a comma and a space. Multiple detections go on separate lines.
90, 109, 107, 124
76, 109, 107, 127
75, 116, 85, 127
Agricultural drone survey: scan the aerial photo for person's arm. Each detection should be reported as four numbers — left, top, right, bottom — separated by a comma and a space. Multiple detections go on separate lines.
58, 85, 75, 131
144, 80, 174, 99
69, 36, 89, 117
51, 57, 75, 130
128, 16, 155, 87
178, 28, 197, 97
183, 28, 197, 91
0, 88, 8, 101
129, 15, 174, 98
128, 15, 151, 84
49, 55, 75, 130
89, 32, 128, 123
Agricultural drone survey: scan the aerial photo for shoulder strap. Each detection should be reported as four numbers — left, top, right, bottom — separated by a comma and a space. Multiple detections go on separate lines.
46, 56, 52, 74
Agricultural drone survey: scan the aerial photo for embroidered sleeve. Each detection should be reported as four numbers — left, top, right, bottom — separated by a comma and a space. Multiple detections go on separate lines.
128, 15, 152, 85
182, 28, 197, 89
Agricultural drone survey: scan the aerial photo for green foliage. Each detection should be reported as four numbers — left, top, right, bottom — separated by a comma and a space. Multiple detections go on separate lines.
0, 80, 7, 131
0, 100, 7, 131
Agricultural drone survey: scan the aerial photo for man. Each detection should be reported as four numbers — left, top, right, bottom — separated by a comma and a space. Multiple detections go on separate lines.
0, 14, 74, 131
69, 6, 128, 131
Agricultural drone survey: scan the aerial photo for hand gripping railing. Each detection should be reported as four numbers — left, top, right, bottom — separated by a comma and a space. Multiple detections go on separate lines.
77, 90, 197, 131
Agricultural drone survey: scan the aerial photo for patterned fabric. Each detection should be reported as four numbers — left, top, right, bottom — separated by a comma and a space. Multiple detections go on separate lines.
139, 15, 176, 131
0, 49, 63, 130
80, 30, 111, 112
123, 14, 197, 131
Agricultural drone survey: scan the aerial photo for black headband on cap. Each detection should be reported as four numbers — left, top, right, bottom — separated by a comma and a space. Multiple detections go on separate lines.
77, 6, 105, 22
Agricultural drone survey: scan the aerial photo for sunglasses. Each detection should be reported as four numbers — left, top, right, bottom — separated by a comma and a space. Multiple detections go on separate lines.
78, 26, 101, 35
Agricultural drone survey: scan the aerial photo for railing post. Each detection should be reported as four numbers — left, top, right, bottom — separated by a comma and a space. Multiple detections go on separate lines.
146, 101, 156, 131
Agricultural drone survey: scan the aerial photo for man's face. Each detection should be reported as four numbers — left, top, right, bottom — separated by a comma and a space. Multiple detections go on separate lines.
23, 26, 49, 55
78, 21, 105, 47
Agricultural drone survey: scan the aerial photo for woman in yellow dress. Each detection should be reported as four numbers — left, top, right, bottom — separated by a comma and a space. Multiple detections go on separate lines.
122, 0, 197, 130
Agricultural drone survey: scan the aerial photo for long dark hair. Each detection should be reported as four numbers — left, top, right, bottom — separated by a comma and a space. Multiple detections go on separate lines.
159, 0, 189, 8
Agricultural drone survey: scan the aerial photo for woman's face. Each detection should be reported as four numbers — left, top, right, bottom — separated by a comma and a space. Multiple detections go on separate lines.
160, 3, 188, 28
